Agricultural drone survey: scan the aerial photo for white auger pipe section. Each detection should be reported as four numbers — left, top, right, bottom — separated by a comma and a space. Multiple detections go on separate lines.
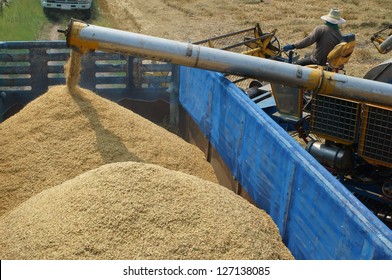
64, 20, 392, 106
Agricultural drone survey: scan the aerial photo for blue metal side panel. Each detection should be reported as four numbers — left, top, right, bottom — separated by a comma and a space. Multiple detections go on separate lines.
179, 66, 392, 260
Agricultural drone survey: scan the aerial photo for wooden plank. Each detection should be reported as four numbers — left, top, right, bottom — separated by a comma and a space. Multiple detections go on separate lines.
95, 63, 127, 72
95, 76, 128, 84
0, 53, 30, 62
141, 76, 172, 83
0, 78, 31, 86
0, 66, 31, 74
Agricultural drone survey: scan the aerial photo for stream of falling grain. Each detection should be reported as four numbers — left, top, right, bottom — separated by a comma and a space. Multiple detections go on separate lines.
64, 50, 82, 92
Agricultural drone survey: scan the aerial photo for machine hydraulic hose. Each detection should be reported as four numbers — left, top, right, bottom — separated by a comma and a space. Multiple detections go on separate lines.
59, 19, 392, 107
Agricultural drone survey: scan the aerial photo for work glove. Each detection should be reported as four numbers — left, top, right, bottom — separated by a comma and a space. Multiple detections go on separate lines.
282, 44, 295, 52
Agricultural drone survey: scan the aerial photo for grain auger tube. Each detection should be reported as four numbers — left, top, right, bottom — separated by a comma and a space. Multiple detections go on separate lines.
59, 19, 392, 107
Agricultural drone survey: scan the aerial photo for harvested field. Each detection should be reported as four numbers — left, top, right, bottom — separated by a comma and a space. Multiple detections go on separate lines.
0, 161, 294, 260
96, 0, 391, 78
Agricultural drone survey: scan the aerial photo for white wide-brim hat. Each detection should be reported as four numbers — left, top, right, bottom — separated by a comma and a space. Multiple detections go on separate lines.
321, 8, 346, 24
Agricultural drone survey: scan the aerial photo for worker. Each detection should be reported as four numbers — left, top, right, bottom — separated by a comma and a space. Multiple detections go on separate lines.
282, 8, 346, 66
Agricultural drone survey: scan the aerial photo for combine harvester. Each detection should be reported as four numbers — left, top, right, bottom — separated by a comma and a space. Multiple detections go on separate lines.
1, 19, 392, 259
193, 23, 392, 229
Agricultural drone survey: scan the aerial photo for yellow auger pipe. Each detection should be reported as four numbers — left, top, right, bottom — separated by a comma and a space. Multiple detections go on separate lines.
60, 19, 392, 106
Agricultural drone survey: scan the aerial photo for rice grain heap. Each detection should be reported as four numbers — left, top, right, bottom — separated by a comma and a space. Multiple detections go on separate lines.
0, 50, 217, 216
0, 50, 294, 260
0, 161, 294, 260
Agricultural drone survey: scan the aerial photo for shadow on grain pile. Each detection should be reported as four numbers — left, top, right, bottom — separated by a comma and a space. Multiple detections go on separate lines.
0, 51, 294, 260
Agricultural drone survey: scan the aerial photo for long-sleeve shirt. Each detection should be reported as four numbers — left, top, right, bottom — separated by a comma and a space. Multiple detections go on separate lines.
293, 24, 342, 65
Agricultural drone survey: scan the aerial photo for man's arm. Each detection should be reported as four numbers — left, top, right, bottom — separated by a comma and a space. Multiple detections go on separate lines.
294, 26, 322, 49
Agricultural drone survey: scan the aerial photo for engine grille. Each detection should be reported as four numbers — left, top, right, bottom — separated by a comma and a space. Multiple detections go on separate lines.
358, 104, 392, 168
310, 94, 360, 144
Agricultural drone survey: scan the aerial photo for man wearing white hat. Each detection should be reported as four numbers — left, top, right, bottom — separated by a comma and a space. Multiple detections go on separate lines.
282, 8, 346, 66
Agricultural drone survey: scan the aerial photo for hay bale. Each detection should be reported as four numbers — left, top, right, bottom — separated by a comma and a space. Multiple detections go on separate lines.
0, 161, 294, 260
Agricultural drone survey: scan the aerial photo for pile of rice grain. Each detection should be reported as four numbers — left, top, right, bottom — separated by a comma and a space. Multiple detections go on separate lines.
0, 161, 294, 260
0, 84, 217, 217
0, 51, 294, 260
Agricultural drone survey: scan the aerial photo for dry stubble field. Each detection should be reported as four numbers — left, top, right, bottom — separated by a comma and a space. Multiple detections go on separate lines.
95, 0, 391, 78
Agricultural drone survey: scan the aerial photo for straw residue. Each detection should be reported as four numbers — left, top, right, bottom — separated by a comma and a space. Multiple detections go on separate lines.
0, 85, 218, 216
0, 161, 294, 260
